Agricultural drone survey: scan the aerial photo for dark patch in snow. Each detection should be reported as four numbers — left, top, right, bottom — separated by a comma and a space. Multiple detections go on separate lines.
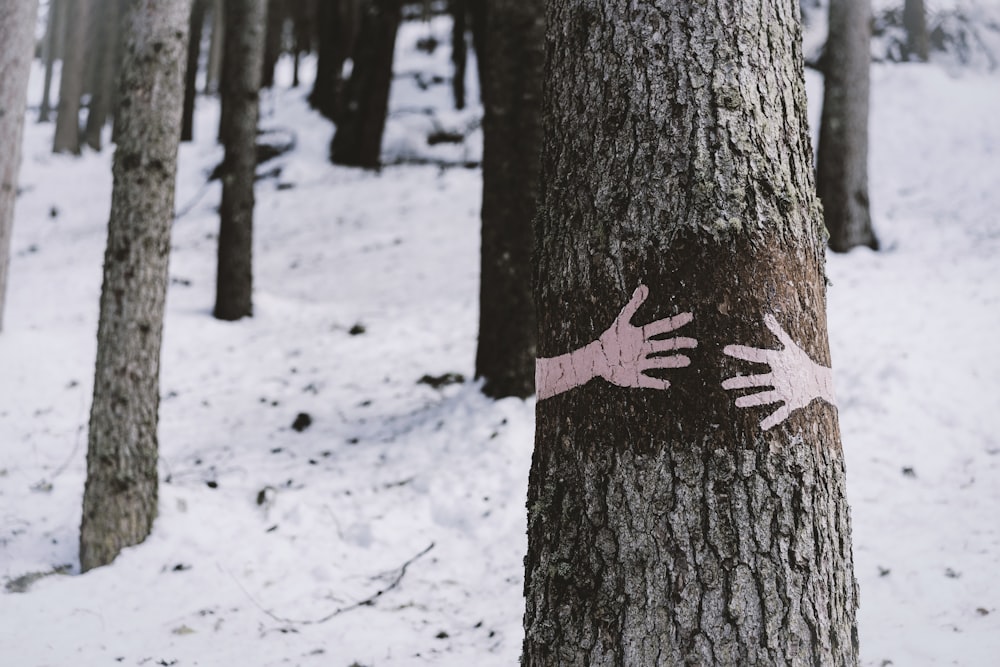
292, 412, 313, 432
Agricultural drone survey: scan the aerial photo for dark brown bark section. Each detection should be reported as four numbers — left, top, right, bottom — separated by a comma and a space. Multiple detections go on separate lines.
83, 0, 123, 151
79, 0, 189, 572
329, 0, 401, 168
817, 0, 878, 253
474, 0, 543, 399
524, 1, 859, 665
182, 0, 209, 142
903, 0, 929, 62
214, 0, 266, 320
38, 0, 64, 124
0, 0, 39, 332
53, 0, 94, 154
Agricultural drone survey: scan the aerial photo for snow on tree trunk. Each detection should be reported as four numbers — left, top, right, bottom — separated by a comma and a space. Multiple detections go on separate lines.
214, 0, 266, 321
79, 0, 190, 573
817, 0, 879, 253
0, 0, 39, 332
524, 1, 860, 664
53, 0, 94, 155
474, 0, 543, 399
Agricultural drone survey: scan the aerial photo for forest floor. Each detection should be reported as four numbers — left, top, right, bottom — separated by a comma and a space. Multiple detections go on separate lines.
2, 13, 1000, 667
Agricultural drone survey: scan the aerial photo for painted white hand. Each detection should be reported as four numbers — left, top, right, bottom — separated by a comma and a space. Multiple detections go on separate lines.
593, 285, 697, 390
722, 314, 836, 430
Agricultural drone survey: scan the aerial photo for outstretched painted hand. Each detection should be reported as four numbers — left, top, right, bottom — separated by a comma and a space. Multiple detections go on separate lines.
535, 284, 697, 400
722, 315, 836, 430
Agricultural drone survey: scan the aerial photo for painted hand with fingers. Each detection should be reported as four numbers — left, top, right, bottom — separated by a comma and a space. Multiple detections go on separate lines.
722, 314, 836, 430
535, 285, 698, 400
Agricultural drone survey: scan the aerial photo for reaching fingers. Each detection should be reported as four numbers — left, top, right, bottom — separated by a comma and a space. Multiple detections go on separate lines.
723, 344, 770, 364
734, 390, 782, 408
636, 374, 671, 391
760, 405, 792, 430
641, 354, 691, 371
642, 312, 694, 338
764, 314, 796, 349
643, 336, 698, 355
722, 373, 774, 390
617, 284, 650, 325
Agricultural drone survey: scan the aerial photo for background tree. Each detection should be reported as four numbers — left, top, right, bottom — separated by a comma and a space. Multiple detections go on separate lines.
38, 0, 64, 124
182, 0, 209, 142
524, 0, 859, 663
260, 0, 286, 89
205, 0, 225, 94
83, 0, 124, 151
309, 0, 362, 120
53, 0, 95, 154
329, 0, 401, 168
474, 0, 543, 398
903, 0, 930, 61
214, 0, 267, 320
79, 0, 189, 572
0, 0, 39, 332
817, 0, 879, 252
450, 0, 467, 109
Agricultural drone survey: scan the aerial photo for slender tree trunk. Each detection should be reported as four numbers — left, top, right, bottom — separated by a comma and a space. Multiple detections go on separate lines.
903, 0, 929, 62
261, 0, 284, 88
0, 0, 40, 332
474, 0, 542, 398
205, 0, 225, 94
467, 0, 487, 104
450, 0, 467, 110
79, 0, 190, 573
817, 0, 878, 252
53, 0, 94, 154
182, 0, 209, 142
524, 1, 859, 664
39, 0, 63, 124
214, 0, 266, 320
329, 0, 401, 168
83, 0, 122, 151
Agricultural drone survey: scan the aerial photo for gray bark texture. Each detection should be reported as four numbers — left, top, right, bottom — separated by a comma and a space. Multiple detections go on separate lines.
474, 0, 543, 398
53, 0, 94, 154
214, 0, 266, 320
816, 0, 878, 252
524, 1, 859, 665
903, 0, 929, 62
79, 0, 190, 573
0, 0, 39, 332
84, 0, 123, 151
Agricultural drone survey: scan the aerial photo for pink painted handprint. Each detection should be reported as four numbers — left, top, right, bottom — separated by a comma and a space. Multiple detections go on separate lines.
535, 285, 697, 400
722, 314, 836, 430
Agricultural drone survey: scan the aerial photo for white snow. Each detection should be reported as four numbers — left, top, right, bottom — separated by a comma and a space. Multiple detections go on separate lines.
2, 13, 999, 667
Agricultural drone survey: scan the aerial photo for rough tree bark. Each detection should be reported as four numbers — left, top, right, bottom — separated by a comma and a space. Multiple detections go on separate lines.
0, 0, 39, 332
903, 0, 929, 62
53, 0, 94, 154
79, 0, 190, 572
181, 0, 209, 142
329, 0, 401, 168
83, 0, 123, 151
214, 0, 266, 320
39, 0, 64, 124
817, 0, 879, 252
524, 1, 859, 665
474, 0, 543, 398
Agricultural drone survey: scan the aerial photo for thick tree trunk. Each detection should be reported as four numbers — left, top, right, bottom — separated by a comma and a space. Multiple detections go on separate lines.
817, 0, 878, 252
310, 0, 361, 121
39, 0, 63, 124
329, 0, 401, 168
903, 0, 929, 62
450, 0, 467, 110
214, 0, 266, 320
474, 0, 542, 398
53, 0, 94, 154
0, 0, 39, 332
524, 1, 859, 665
83, 0, 123, 151
79, 0, 189, 573
182, 0, 208, 142
205, 0, 224, 94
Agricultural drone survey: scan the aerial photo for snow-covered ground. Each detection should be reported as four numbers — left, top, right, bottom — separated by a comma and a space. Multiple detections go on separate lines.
2, 13, 999, 667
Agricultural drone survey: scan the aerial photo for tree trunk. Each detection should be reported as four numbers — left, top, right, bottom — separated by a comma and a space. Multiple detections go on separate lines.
205, 0, 225, 94
83, 0, 123, 151
261, 0, 285, 89
39, 0, 63, 124
53, 0, 94, 154
474, 0, 542, 398
182, 0, 209, 142
79, 0, 189, 573
903, 0, 929, 62
214, 0, 266, 320
0, 0, 39, 332
524, 1, 859, 665
467, 0, 487, 104
309, 0, 361, 121
450, 0, 467, 110
329, 0, 401, 168
817, 0, 878, 252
